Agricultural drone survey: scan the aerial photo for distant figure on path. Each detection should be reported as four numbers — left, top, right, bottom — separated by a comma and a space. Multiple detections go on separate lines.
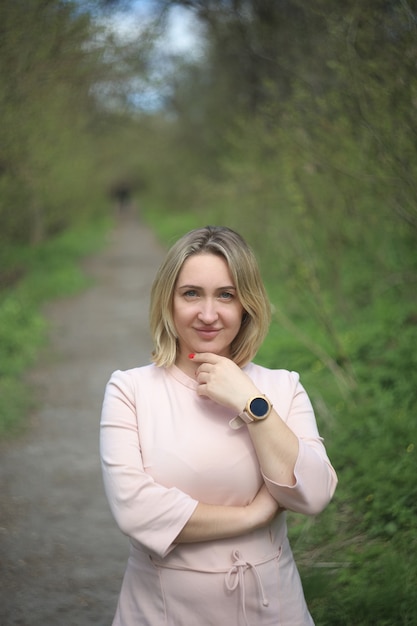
100, 225, 338, 626
109, 182, 133, 218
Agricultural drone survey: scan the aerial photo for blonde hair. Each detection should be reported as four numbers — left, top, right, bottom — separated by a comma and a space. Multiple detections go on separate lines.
150, 226, 271, 368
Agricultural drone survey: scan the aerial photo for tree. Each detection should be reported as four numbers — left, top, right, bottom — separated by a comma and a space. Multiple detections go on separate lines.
0, 0, 119, 244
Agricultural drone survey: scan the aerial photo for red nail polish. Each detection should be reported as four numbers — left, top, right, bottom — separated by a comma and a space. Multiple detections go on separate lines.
188, 353, 195, 359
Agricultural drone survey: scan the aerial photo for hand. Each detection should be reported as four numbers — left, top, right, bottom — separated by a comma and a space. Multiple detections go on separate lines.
191, 353, 259, 413
247, 483, 282, 529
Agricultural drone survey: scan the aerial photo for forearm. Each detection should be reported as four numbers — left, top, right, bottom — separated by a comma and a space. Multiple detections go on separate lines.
175, 502, 251, 543
175, 484, 279, 544
247, 410, 299, 486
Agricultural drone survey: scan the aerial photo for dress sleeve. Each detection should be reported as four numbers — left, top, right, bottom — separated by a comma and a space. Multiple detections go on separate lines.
262, 371, 338, 515
100, 370, 198, 559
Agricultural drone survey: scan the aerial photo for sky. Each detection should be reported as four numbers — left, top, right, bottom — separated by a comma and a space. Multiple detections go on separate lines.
100, 1, 202, 56
165, 5, 201, 54
95, 1, 204, 111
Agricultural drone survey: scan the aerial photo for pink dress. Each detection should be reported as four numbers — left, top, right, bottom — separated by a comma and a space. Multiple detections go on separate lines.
100, 363, 337, 626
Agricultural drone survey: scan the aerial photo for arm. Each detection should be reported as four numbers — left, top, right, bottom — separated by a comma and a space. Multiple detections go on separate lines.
100, 370, 198, 558
176, 484, 280, 543
256, 375, 338, 515
192, 354, 337, 515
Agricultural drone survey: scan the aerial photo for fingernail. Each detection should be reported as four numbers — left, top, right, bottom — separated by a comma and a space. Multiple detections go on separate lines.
188, 353, 195, 359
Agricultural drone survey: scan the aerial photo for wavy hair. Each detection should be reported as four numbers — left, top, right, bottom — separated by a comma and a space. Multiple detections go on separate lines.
149, 226, 271, 368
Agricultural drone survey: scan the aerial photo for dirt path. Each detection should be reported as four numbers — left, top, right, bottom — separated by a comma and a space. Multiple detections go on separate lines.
0, 218, 166, 625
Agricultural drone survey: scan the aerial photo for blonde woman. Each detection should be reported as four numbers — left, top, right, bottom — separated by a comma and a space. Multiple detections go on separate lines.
100, 225, 337, 626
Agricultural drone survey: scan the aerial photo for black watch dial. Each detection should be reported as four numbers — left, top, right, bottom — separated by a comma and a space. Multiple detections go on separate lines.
250, 396, 269, 418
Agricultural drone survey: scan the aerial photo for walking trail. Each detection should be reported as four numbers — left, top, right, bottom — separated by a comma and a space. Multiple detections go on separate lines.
0, 218, 166, 625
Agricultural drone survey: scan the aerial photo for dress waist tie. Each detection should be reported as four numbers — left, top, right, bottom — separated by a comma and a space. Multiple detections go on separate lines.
150, 546, 281, 626
225, 549, 275, 626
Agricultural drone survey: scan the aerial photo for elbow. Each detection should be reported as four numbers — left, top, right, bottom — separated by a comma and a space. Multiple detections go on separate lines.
300, 471, 338, 516
291, 443, 338, 515
277, 466, 338, 516
287, 491, 334, 517
102, 478, 140, 538
106, 497, 134, 536
301, 494, 332, 517
113, 510, 134, 537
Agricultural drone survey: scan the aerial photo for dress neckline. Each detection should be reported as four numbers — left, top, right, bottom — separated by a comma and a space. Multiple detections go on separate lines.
167, 364, 199, 390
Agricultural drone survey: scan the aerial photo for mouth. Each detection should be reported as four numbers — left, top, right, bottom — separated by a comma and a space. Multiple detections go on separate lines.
194, 328, 221, 339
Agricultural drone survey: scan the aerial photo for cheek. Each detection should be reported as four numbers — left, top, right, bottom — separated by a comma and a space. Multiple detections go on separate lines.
234, 303, 245, 320
173, 302, 194, 326
227, 306, 245, 329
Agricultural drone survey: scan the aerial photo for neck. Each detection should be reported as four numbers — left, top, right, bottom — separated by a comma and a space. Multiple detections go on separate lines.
175, 353, 197, 378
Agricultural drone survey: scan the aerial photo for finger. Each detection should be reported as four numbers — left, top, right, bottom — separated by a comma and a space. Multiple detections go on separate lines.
189, 352, 220, 364
197, 360, 216, 373
196, 383, 209, 397
196, 370, 209, 383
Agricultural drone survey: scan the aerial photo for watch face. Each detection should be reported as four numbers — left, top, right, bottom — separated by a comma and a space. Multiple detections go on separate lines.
249, 396, 269, 418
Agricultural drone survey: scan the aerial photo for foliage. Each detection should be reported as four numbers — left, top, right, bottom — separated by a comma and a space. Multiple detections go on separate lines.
0, 0, 155, 246
138, 2, 417, 623
0, 220, 109, 436
2, 0, 417, 622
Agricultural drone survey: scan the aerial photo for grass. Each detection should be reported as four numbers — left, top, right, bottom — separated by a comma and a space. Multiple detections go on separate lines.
0, 218, 110, 436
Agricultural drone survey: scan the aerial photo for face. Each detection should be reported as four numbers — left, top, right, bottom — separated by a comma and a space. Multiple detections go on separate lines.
173, 253, 244, 371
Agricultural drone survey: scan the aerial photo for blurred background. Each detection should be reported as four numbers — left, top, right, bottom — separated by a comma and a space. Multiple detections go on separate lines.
1, 1, 416, 624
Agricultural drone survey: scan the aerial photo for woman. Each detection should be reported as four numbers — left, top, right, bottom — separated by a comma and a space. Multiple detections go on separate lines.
100, 225, 337, 626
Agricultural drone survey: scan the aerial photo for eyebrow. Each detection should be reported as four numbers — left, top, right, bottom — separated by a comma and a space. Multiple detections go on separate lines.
177, 284, 237, 291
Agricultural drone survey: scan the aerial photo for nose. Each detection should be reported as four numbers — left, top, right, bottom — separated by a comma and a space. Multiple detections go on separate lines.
197, 299, 219, 324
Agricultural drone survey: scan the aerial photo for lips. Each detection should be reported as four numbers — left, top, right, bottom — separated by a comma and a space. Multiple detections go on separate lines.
194, 327, 221, 339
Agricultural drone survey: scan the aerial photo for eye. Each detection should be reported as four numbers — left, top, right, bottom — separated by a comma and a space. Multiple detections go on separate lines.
183, 289, 199, 298
219, 291, 234, 300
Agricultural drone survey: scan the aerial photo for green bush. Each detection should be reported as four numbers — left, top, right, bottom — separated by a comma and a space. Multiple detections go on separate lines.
0, 219, 110, 436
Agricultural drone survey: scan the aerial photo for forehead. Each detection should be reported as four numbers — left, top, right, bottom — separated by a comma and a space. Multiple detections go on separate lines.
177, 253, 234, 284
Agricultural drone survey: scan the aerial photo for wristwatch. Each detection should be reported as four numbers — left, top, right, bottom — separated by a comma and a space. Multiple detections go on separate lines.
229, 395, 273, 430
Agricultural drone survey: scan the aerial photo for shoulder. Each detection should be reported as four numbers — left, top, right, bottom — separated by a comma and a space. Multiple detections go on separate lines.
108, 363, 165, 388
243, 363, 304, 417
244, 362, 300, 388
104, 365, 169, 409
